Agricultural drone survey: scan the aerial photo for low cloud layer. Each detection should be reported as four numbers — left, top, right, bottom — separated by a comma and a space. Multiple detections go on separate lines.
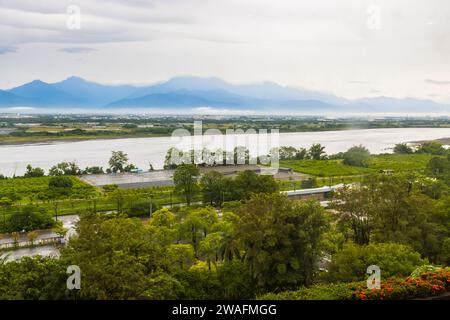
0, 0, 450, 103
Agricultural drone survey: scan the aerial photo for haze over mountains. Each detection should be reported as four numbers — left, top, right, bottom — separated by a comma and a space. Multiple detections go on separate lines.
0, 76, 448, 114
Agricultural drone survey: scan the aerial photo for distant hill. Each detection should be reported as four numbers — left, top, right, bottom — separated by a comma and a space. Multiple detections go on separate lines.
1, 76, 449, 113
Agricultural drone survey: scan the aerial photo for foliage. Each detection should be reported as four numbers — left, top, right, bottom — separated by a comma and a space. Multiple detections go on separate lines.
280, 160, 372, 177
235, 193, 329, 291
258, 282, 355, 300
416, 141, 447, 155
1, 205, 55, 233
410, 265, 441, 278
393, 143, 414, 154
342, 145, 371, 167
300, 177, 317, 189
108, 150, 129, 173
173, 164, 200, 205
125, 200, 159, 218
308, 143, 326, 160
200, 170, 226, 206
352, 268, 450, 300
23, 165, 45, 178
230, 170, 279, 200
48, 162, 81, 176
259, 268, 450, 300
332, 174, 448, 261
327, 242, 426, 283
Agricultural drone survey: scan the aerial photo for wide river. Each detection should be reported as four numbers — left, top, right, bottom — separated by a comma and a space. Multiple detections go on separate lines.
1, 128, 450, 176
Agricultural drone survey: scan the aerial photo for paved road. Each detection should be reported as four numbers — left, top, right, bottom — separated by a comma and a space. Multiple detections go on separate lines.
0, 215, 79, 262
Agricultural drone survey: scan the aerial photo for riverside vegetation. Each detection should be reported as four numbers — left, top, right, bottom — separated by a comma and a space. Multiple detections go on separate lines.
0, 141, 449, 299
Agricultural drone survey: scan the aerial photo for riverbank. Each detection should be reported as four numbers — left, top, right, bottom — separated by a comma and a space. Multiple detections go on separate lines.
1, 128, 449, 177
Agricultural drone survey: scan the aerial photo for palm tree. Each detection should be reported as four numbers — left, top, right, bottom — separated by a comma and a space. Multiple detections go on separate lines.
308, 143, 326, 160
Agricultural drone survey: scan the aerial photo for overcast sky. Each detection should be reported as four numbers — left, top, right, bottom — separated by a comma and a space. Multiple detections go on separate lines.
1, 0, 450, 103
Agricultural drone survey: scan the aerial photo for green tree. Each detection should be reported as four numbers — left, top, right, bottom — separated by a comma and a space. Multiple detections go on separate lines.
61, 214, 165, 299
199, 232, 224, 270
327, 242, 427, 283
24, 165, 44, 178
173, 164, 200, 205
426, 156, 449, 178
47, 176, 74, 220
308, 143, 326, 160
7, 206, 54, 232
440, 238, 450, 265
232, 170, 278, 200
416, 141, 446, 155
200, 171, 226, 206
48, 162, 80, 176
235, 193, 329, 291
342, 145, 371, 167
108, 151, 129, 173
150, 208, 176, 228
393, 143, 414, 154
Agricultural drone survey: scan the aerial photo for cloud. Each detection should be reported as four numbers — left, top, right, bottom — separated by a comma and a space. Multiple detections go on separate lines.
425, 79, 450, 85
0, 46, 17, 55
348, 80, 370, 84
59, 47, 97, 54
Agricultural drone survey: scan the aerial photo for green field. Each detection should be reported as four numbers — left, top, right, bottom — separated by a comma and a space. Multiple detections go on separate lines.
280, 160, 373, 177
0, 176, 197, 216
0, 176, 96, 202
280, 154, 435, 177
367, 154, 434, 172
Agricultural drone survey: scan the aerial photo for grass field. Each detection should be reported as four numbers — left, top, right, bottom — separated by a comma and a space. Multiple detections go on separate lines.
367, 154, 434, 172
280, 160, 373, 177
0, 176, 197, 216
280, 154, 435, 177
0, 176, 96, 201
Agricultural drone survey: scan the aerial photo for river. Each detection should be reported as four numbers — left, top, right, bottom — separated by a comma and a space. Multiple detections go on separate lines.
0, 128, 449, 176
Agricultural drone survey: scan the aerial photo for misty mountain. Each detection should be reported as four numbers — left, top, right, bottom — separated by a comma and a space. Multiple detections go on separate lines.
0, 90, 29, 106
1, 76, 449, 113
53, 76, 137, 106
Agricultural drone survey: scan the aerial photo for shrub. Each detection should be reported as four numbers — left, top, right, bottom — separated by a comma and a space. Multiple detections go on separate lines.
327, 243, 427, 282
125, 201, 159, 218
352, 268, 450, 300
259, 268, 450, 300
342, 145, 371, 167
416, 142, 446, 155
3, 205, 55, 233
393, 143, 413, 154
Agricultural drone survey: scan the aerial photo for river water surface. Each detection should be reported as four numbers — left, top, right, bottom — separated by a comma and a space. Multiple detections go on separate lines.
0, 128, 449, 176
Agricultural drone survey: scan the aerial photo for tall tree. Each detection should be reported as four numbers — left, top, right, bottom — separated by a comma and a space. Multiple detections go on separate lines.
173, 164, 200, 205
235, 193, 329, 291
108, 151, 129, 173
308, 143, 326, 160
200, 170, 226, 206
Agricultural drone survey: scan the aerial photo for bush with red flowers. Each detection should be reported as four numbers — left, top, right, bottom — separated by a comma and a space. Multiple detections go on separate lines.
259, 267, 450, 300
352, 267, 450, 300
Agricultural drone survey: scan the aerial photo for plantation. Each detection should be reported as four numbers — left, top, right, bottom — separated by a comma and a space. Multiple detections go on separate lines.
280, 154, 436, 177
367, 154, 435, 172
280, 159, 373, 177
0, 176, 96, 202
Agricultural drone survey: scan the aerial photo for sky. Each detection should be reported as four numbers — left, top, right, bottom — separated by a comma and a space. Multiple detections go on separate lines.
1, 0, 450, 103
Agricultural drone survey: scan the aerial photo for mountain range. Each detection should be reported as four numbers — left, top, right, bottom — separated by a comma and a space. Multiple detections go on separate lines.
0, 76, 448, 114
